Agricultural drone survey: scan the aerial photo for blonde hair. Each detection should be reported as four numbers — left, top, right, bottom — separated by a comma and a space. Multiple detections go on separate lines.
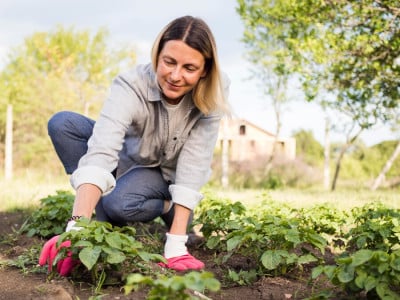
151, 16, 229, 115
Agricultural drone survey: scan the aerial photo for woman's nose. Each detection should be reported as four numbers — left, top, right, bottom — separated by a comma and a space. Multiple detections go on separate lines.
170, 67, 181, 81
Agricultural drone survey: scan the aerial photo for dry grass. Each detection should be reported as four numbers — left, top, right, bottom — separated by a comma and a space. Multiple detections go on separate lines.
1, 169, 399, 212
0, 170, 72, 211
211, 187, 400, 210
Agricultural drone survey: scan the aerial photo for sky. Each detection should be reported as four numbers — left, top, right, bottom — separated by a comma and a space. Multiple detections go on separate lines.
0, 0, 397, 146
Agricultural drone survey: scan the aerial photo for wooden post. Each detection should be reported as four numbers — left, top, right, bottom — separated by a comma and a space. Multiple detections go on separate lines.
5, 104, 13, 180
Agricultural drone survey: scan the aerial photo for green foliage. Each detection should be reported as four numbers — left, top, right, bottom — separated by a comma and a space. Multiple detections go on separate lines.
297, 204, 351, 237
312, 202, 400, 298
366, 141, 400, 178
292, 129, 324, 166
338, 155, 370, 180
0, 244, 44, 275
124, 271, 220, 299
237, 0, 400, 140
57, 219, 164, 292
0, 26, 136, 169
312, 249, 400, 299
194, 196, 327, 276
347, 203, 400, 251
227, 269, 258, 286
22, 190, 74, 238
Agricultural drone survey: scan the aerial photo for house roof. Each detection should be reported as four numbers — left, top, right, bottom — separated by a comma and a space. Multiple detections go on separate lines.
225, 118, 276, 137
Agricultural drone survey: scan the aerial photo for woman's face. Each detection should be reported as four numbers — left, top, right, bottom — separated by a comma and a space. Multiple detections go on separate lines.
156, 40, 206, 104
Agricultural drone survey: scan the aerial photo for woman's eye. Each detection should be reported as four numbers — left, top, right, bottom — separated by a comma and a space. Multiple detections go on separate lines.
186, 66, 196, 72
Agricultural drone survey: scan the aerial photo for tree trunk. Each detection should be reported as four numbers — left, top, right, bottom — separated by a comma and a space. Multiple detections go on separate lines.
331, 128, 362, 191
323, 117, 330, 190
5, 104, 13, 180
371, 140, 400, 190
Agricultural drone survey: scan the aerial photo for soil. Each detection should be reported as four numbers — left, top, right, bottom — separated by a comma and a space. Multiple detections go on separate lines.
0, 211, 353, 300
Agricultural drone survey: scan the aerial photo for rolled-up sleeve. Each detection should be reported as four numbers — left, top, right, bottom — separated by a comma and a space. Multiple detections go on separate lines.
70, 165, 116, 195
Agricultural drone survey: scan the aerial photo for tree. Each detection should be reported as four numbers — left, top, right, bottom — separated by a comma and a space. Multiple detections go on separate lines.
237, 0, 299, 173
292, 129, 324, 166
0, 26, 136, 173
237, 0, 400, 190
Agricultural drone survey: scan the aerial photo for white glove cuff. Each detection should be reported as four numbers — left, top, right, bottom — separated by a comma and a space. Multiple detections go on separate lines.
164, 233, 188, 259
66, 220, 82, 232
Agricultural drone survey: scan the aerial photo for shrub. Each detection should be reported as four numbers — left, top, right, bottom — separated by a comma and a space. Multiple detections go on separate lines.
22, 190, 74, 238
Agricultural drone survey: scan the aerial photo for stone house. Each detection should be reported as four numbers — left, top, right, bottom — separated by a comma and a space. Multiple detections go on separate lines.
216, 118, 296, 162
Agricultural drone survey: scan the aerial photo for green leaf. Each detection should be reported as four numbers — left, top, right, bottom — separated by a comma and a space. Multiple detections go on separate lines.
297, 254, 317, 265
390, 256, 400, 271
337, 265, 355, 283
206, 236, 221, 249
351, 249, 373, 267
323, 265, 337, 280
106, 249, 125, 264
79, 246, 101, 270
364, 276, 377, 292
311, 265, 324, 279
261, 250, 286, 270
74, 240, 93, 248
227, 235, 242, 252
105, 232, 123, 249
354, 271, 367, 288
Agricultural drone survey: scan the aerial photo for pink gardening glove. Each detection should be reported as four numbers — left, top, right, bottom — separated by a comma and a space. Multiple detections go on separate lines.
39, 235, 79, 276
158, 233, 205, 271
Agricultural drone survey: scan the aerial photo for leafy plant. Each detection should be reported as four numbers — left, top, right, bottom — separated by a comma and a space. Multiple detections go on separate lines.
347, 202, 400, 251
312, 249, 400, 299
22, 190, 74, 238
195, 197, 327, 276
227, 269, 258, 286
124, 271, 220, 299
56, 219, 164, 293
0, 244, 44, 274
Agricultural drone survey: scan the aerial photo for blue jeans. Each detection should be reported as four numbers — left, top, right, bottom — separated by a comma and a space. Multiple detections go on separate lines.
48, 111, 173, 227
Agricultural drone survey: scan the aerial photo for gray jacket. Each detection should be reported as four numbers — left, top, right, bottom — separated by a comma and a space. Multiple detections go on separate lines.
70, 63, 230, 210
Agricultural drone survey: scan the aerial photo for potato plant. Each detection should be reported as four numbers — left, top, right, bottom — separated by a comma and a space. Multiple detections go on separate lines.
194, 197, 327, 276
22, 190, 74, 238
124, 271, 220, 299
56, 219, 164, 292
16, 191, 400, 299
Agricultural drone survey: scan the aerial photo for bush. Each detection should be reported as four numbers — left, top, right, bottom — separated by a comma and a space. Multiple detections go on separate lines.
22, 190, 74, 238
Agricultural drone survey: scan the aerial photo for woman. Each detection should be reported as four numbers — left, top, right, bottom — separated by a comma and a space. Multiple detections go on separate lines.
39, 15, 230, 274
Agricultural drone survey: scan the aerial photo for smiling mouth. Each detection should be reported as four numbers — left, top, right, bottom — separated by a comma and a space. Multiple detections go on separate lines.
167, 82, 181, 90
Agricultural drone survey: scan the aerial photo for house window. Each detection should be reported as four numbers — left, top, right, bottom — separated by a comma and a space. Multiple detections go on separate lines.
239, 125, 246, 135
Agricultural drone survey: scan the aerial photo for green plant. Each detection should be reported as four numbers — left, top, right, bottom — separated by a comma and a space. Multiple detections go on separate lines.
312, 249, 400, 299
22, 190, 75, 238
227, 269, 258, 285
347, 202, 400, 251
194, 197, 327, 277
0, 244, 44, 274
56, 219, 164, 293
124, 271, 220, 299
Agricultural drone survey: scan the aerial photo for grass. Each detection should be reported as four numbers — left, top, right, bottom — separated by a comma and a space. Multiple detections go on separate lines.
1, 170, 399, 212
0, 170, 72, 211
210, 186, 400, 210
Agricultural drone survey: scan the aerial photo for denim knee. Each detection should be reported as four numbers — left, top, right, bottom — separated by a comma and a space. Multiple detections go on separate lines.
102, 193, 164, 224
48, 111, 70, 138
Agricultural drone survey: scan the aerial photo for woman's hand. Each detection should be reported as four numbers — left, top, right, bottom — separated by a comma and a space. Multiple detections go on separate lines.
38, 235, 80, 276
